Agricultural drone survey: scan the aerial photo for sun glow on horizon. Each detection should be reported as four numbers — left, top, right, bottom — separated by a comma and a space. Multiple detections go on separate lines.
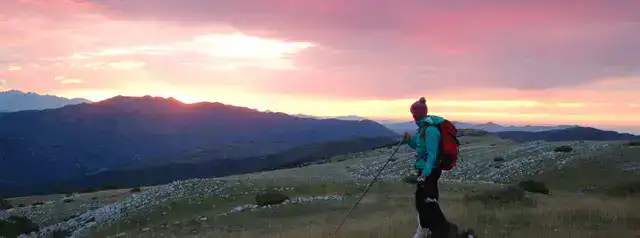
48, 85, 640, 130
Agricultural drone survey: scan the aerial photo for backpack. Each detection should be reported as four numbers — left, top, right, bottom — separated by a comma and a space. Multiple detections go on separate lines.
419, 119, 460, 170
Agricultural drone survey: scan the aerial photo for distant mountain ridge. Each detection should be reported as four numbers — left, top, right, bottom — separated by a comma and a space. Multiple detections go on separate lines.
0, 95, 397, 196
290, 113, 369, 121
0, 90, 91, 112
382, 120, 578, 135
495, 127, 640, 142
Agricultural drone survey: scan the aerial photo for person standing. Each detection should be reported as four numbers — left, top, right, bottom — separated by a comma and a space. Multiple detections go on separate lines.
402, 97, 452, 238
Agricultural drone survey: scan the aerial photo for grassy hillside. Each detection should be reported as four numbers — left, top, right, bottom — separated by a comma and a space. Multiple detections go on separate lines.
2, 137, 397, 197
3, 135, 639, 238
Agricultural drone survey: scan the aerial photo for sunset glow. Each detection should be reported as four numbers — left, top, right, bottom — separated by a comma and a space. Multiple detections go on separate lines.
1, 0, 639, 133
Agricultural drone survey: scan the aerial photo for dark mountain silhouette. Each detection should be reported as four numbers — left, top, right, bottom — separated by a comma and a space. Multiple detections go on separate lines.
496, 127, 640, 142
0, 90, 91, 112
0, 95, 397, 195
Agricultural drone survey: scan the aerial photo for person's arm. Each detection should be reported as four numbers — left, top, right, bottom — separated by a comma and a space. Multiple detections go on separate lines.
421, 126, 441, 176
404, 134, 417, 149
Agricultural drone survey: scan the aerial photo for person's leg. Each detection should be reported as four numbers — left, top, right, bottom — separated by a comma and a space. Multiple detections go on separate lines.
414, 184, 428, 237
418, 169, 451, 238
413, 214, 426, 238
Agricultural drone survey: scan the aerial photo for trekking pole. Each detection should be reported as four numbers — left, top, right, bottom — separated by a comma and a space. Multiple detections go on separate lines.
331, 139, 405, 237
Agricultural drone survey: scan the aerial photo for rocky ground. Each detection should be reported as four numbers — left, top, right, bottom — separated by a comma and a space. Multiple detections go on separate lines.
3, 135, 639, 237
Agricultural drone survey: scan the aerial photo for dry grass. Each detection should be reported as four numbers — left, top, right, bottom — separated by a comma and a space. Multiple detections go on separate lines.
11, 140, 640, 238
215, 193, 640, 238
91, 182, 640, 238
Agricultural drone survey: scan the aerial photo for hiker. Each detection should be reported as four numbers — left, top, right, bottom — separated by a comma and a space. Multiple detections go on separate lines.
402, 97, 453, 238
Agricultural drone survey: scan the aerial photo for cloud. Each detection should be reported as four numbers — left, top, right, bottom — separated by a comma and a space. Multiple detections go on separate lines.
108, 60, 147, 70
7, 66, 21, 71
7, 0, 639, 98
85, 62, 106, 71
54, 76, 83, 84
72, 0, 640, 96
2, 0, 640, 130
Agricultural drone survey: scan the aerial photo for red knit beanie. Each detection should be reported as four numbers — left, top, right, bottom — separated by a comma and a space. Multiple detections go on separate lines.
410, 97, 428, 117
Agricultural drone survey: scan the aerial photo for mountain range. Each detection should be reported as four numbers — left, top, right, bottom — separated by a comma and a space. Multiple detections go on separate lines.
0, 95, 397, 196
289, 113, 368, 121
0, 90, 91, 112
495, 127, 640, 142
1, 92, 637, 197
382, 120, 579, 134
288, 114, 587, 134
0, 90, 622, 135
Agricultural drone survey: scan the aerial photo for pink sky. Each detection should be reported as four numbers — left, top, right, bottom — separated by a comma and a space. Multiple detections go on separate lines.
1, 0, 639, 133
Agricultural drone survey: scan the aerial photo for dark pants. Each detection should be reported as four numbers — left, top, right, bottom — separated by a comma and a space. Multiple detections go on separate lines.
415, 169, 450, 238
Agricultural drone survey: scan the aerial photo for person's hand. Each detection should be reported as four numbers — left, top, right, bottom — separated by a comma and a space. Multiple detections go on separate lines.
403, 132, 410, 141
416, 174, 427, 183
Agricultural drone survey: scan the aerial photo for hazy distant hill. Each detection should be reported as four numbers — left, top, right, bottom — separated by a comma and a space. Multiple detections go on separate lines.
496, 127, 640, 142
0, 95, 397, 195
383, 120, 577, 134
0, 90, 91, 112
471, 122, 577, 133
290, 113, 369, 121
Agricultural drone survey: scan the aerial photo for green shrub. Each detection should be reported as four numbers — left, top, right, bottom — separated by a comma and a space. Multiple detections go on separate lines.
62, 198, 74, 203
130, 187, 141, 193
0, 216, 39, 237
493, 157, 505, 162
0, 197, 12, 210
627, 141, 640, 146
518, 180, 550, 194
255, 191, 289, 206
31, 201, 45, 206
554, 145, 573, 152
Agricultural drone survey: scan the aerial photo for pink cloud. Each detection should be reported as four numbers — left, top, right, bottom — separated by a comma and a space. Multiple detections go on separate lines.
1, 0, 639, 129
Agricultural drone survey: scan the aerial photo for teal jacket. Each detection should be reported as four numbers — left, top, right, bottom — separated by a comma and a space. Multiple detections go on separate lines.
403, 115, 444, 176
